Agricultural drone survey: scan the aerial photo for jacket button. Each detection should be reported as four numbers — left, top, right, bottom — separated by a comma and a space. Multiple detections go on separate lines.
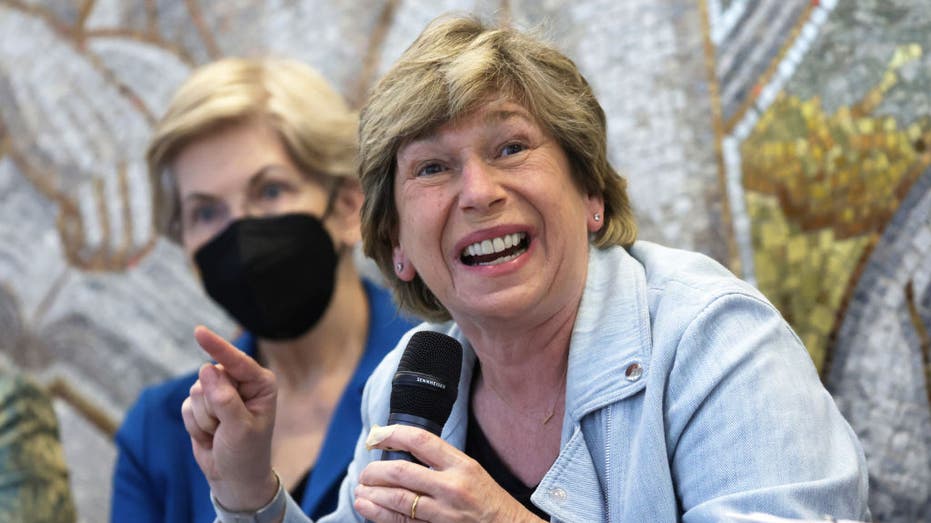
549, 487, 567, 502
625, 362, 643, 381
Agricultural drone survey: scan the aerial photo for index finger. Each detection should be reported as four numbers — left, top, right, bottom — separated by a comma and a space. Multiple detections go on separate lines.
368, 424, 464, 470
194, 325, 265, 383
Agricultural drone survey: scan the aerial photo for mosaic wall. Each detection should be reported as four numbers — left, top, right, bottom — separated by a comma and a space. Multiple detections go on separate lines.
711, 0, 931, 519
0, 0, 927, 521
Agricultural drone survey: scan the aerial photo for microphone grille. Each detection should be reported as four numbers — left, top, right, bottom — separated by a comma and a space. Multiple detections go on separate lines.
391, 331, 463, 426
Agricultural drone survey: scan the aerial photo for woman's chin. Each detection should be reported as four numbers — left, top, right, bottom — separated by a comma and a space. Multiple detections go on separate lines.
447, 285, 548, 325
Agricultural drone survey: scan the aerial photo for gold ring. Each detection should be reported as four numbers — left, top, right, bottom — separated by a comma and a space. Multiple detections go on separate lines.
410, 493, 421, 520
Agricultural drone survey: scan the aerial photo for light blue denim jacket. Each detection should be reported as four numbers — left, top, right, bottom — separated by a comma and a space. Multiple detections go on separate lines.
243, 241, 870, 522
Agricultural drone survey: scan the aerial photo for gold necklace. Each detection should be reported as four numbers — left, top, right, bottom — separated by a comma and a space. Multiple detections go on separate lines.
481, 362, 568, 426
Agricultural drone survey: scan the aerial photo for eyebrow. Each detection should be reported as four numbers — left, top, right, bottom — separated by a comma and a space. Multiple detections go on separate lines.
246, 166, 279, 193
181, 165, 293, 205
484, 109, 532, 125
181, 192, 218, 205
404, 108, 535, 150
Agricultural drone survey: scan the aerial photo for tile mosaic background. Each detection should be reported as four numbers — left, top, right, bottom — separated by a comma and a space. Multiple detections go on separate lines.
714, 0, 931, 519
0, 0, 927, 520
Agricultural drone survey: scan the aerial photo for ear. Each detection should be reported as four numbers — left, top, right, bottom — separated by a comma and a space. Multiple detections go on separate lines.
327, 178, 364, 248
392, 245, 416, 281
586, 193, 605, 233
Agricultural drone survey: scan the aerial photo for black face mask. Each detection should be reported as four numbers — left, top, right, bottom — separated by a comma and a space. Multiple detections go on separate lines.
194, 213, 338, 340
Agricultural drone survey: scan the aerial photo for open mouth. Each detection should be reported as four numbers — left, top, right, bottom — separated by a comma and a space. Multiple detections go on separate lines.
460, 232, 529, 266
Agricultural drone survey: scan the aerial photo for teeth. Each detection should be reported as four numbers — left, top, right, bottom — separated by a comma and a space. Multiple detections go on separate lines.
463, 232, 526, 258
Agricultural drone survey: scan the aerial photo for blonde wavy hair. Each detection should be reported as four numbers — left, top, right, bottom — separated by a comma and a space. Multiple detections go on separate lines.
148, 57, 358, 241
359, 14, 637, 322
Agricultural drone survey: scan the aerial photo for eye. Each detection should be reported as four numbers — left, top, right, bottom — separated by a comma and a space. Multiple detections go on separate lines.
416, 162, 446, 177
259, 181, 285, 200
500, 142, 526, 157
190, 203, 221, 224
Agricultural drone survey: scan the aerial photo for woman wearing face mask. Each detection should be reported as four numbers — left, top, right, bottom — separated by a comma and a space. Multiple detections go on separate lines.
109, 58, 417, 523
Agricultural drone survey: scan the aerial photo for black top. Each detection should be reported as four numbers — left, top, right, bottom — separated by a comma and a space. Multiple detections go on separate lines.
290, 469, 311, 507
465, 405, 550, 520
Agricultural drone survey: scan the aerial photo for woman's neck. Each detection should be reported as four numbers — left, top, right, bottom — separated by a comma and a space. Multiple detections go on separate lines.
465, 302, 576, 486
460, 294, 578, 407
257, 255, 369, 391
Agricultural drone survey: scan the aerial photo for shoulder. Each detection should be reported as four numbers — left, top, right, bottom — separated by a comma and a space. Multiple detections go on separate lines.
363, 278, 419, 339
622, 243, 808, 391
627, 241, 760, 300
116, 370, 198, 446
130, 371, 199, 417
362, 278, 420, 334
624, 241, 777, 324
114, 370, 204, 491
360, 278, 420, 377
597, 241, 793, 367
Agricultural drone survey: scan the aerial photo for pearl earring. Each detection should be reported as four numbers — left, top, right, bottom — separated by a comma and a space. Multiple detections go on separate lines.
395, 262, 403, 272
593, 213, 601, 222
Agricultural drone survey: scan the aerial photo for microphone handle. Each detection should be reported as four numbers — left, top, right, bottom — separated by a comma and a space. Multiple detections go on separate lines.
379, 412, 444, 463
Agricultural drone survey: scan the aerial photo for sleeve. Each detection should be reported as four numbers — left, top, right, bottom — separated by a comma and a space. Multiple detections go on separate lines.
0, 374, 77, 523
663, 292, 870, 522
111, 390, 162, 523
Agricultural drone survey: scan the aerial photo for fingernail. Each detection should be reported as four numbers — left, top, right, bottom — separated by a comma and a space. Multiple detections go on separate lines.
365, 424, 395, 450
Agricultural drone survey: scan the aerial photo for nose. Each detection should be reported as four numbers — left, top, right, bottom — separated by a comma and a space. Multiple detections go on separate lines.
219, 200, 251, 232
233, 198, 265, 220
228, 202, 247, 220
457, 157, 506, 212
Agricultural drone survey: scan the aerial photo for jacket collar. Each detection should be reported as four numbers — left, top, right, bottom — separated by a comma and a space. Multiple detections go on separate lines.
564, 245, 652, 422
535, 245, 653, 521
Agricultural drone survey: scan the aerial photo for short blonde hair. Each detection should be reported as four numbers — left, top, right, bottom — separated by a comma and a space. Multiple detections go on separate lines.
148, 57, 358, 241
359, 15, 637, 322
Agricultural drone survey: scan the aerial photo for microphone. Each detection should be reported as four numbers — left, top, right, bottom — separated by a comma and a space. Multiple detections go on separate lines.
381, 330, 463, 463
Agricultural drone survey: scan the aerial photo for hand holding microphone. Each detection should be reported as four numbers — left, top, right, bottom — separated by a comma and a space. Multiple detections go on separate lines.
356, 331, 545, 523
361, 331, 461, 523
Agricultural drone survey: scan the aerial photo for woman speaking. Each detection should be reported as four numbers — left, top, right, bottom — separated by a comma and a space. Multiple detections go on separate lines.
177, 15, 870, 523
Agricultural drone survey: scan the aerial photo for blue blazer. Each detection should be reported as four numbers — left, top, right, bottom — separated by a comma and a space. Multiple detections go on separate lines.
110, 280, 416, 523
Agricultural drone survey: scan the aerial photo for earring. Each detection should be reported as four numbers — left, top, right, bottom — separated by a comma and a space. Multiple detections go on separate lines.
593, 212, 601, 222
395, 262, 403, 272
